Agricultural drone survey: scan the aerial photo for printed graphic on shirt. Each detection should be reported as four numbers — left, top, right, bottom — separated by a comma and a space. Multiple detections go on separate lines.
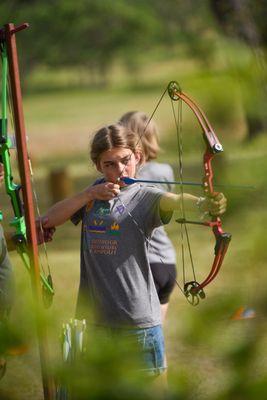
87, 219, 107, 234
108, 222, 120, 236
90, 238, 118, 255
115, 205, 125, 215
85, 219, 120, 236
84, 199, 124, 255
94, 202, 111, 217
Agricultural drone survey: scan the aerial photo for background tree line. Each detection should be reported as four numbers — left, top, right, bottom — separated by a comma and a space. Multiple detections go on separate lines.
1, 0, 266, 139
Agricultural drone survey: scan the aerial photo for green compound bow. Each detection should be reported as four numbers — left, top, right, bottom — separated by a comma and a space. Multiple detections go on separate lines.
0, 23, 54, 399
0, 23, 54, 306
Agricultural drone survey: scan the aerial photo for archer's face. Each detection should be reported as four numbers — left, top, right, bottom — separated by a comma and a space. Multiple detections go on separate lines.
97, 147, 141, 185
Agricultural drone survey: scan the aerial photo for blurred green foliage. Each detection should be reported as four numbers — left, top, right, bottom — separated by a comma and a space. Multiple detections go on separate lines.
1, 0, 219, 85
1, 0, 266, 140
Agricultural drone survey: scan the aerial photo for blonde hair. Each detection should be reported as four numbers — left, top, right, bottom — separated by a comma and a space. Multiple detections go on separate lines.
90, 124, 144, 166
119, 111, 160, 161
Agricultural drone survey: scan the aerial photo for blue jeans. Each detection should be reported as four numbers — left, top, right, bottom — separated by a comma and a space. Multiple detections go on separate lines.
92, 324, 166, 376
127, 325, 166, 376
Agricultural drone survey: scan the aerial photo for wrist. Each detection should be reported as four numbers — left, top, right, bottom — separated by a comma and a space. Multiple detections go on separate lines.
196, 196, 209, 220
83, 186, 96, 202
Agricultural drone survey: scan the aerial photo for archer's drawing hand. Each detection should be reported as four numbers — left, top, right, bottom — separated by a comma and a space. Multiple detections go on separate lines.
36, 216, 56, 244
89, 182, 120, 201
200, 193, 227, 216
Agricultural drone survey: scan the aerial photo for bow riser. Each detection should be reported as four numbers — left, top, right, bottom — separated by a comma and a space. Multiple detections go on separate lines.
5, 23, 40, 292
203, 150, 216, 196
0, 31, 54, 296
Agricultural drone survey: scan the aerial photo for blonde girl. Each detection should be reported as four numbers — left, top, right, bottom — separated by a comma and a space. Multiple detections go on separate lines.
120, 111, 177, 322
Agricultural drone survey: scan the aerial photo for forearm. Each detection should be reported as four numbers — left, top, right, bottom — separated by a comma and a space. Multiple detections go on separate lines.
160, 191, 227, 217
44, 188, 93, 227
160, 192, 200, 213
42, 181, 121, 228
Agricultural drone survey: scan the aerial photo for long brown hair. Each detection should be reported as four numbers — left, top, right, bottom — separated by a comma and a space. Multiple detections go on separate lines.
119, 111, 160, 161
90, 124, 144, 166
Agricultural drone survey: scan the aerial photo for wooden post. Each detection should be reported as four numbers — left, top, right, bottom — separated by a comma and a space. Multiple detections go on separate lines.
49, 168, 73, 204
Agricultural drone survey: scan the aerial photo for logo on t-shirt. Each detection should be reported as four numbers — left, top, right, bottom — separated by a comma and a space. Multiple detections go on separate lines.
94, 203, 111, 217
88, 219, 106, 233
115, 205, 125, 215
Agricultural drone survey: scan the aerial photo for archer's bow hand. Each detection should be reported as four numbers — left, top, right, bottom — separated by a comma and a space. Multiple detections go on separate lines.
35, 217, 56, 244
199, 193, 227, 216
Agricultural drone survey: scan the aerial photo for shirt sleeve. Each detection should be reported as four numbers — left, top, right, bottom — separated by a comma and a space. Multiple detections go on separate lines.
135, 186, 173, 237
166, 165, 175, 193
71, 178, 104, 225
71, 207, 85, 226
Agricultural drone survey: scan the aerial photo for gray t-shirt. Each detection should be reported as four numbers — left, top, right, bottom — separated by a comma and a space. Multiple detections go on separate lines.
137, 162, 176, 265
72, 183, 172, 328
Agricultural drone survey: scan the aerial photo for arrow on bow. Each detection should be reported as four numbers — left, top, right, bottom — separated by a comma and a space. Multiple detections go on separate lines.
120, 176, 254, 190
0, 23, 54, 399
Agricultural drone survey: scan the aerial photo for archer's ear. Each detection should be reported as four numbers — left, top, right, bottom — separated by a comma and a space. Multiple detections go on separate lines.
135, 150, 144, 166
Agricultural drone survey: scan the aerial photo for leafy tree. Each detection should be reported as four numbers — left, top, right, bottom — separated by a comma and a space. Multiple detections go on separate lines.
210, 0, 267, 139
1, 0, 159, 85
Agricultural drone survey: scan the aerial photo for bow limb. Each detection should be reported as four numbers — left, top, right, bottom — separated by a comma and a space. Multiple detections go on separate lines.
0, 24, 54, 303
168, 82, 223, 153
168, 81, 231, 302
1, 23, 55, 399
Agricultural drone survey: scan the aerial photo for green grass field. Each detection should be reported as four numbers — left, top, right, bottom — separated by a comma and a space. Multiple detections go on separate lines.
1, 60, 267, 399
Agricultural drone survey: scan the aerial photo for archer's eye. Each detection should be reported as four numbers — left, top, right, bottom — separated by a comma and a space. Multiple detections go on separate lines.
122, 156, 131, 165
104, 162, 114, 168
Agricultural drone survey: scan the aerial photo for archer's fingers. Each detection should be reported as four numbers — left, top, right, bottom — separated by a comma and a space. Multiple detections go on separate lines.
210, 193, 227, 216
106, 183, 120, 196
101, 184, 120, 199
35, 217, 56, 244
43, 228, 56, 242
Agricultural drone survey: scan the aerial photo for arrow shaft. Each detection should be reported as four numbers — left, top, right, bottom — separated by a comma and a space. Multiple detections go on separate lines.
121, 176, 254, 190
